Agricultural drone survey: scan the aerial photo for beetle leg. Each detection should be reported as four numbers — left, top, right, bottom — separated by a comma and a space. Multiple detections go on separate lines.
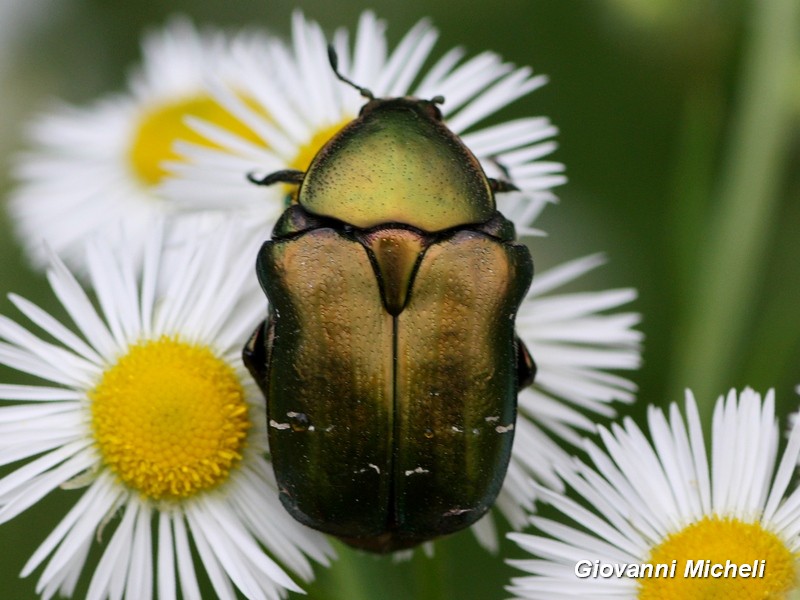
242, 318, 273, 398
489, 178, 520, 193
485, 154, 519, 193
247, 169, 305, 187
515, 334, 537, 390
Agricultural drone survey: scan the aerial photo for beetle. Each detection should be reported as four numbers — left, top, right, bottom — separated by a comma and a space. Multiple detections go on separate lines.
243, 47, 536, 553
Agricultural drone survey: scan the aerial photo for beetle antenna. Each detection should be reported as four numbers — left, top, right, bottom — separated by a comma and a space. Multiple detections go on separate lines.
328, 45, 375, 101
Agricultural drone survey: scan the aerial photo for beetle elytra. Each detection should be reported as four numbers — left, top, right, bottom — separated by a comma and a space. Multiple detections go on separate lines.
244, 47, 535, 553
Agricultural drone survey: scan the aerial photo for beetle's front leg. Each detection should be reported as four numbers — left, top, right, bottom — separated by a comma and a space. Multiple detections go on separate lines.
515, 334, 536, 390
489, 178, 519, 193
247, 169, 305, 187
242, 317, 274, 399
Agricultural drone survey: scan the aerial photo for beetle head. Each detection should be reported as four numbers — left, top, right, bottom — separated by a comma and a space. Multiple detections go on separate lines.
357, 96, 444, 124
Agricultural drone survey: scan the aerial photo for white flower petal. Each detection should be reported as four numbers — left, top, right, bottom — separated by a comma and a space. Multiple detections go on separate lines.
85, 499, 139, 600
125, 503, 154, 600
7, 294, 104, 365
22, 473, 121, 578
0, 383, 81, 402
156, 511, 177, 600
0, 444, 95, 523
172, 513, 203, 600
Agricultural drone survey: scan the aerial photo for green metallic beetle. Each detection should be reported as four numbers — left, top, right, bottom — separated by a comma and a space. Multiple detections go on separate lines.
243, 48, 535, 553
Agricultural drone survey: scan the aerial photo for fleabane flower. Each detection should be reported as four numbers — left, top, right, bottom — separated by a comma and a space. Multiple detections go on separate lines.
9, 17, 270, 273
507, 388, 800, 599
161, 11, 565, 234
0, 221, 333, 599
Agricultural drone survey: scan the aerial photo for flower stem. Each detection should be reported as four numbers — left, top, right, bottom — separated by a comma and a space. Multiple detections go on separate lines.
671, 0, 799, 417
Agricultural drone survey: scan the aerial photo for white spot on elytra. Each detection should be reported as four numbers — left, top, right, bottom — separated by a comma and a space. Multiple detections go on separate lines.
484, 416, 499, 423
404, 466, 430, 476
443, 507, 472, 517
495, 423, 515, 433
269, 420, 290, 430
451, 425, 463, 433
355, 463, 382, 475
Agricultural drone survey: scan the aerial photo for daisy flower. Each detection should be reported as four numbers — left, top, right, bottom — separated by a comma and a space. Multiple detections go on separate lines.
0, 221, 333, 599
507, 387, 800, 599
161, 10, 566, 235
8, 17, 270, 273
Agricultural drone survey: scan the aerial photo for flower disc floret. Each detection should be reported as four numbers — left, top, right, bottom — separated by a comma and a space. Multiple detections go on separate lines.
90, 336, 250, 500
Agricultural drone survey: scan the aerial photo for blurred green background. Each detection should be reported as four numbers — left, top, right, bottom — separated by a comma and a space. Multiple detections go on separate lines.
0, 0, 798, 598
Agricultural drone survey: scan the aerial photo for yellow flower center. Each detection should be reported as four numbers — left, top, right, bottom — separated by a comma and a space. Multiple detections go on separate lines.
639, 516, 798, 599
128, 94, 262, 187
90, 336, 250, 500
